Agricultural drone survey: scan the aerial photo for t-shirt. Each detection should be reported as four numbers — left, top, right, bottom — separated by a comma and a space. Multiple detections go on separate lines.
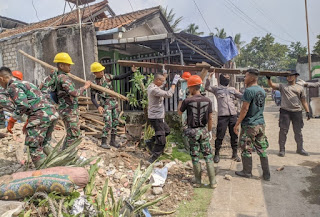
241, 85, 266, 126
278, 83, 305, 112
180, 94, 212, 128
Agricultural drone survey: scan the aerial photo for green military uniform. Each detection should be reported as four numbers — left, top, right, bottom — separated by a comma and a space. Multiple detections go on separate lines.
0, 87, 15, 128
7, 78, 59, 166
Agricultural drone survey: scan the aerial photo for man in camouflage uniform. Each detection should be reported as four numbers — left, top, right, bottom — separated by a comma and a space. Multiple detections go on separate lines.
0, 86, 15, 128
51, 53, 91, 149
0, 66, 59, 167
39, 71, 57, 104
234, 69, 270, 181
90, 62, 135, 149
179, 75, 217, 189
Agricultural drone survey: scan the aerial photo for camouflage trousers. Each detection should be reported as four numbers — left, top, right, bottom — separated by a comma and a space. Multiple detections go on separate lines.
0, 107, 5, 129
240, 124, 269, 158
61, 110, 80, 149
184, 127, 213, 163
102, 106, 119, 138
25, 120, 57, 163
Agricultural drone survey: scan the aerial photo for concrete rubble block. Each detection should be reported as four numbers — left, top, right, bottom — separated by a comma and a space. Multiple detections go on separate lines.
152, 186, 163, 195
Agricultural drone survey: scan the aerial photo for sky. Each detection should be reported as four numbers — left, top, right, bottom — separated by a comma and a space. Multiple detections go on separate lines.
0, 0, 319, 48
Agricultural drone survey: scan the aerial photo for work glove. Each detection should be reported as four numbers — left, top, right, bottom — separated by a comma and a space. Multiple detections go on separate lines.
172, 74, 181, 85
7, 117, 17, 134
306, 112, 311, 120
23, 119, 29, 135
178, 89, 184, 100
209, 131, 213, 140
266, 76, 271, 80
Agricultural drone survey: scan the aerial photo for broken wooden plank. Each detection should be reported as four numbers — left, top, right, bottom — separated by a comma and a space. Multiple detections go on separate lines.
80, 124, 99, 132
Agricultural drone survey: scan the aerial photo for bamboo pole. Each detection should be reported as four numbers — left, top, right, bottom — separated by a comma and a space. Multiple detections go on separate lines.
18, 50, 128, 101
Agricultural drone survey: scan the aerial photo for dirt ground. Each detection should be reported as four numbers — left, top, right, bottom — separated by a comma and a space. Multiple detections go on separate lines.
207, 102, 320, 217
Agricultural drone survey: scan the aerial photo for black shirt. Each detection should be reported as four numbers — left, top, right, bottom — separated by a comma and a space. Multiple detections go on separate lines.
180, 94, 212, 128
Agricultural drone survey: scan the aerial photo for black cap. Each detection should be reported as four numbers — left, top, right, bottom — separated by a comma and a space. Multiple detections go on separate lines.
245, 68, 259, 76
287, 69, 299, 76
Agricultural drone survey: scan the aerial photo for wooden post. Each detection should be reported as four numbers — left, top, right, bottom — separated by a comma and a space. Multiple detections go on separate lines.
305, 0, 312, 80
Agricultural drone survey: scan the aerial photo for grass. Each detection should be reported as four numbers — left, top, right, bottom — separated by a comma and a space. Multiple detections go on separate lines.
176, 187, 213, 217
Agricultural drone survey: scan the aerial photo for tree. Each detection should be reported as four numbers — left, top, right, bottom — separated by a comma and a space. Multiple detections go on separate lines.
288, 42, 307, 59
234, 33, 245, 52
214, 27, 227, 38
184, 23, 204, 36
160, 6, 183, 32
313, 35, 320, 56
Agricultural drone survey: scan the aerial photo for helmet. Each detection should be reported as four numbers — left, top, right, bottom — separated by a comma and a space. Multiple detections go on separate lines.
53, 52, 74, 65
187, 75, 202, 87
182, 71, 191, 80
90, 62, 105, 73
12, 71, 23, 80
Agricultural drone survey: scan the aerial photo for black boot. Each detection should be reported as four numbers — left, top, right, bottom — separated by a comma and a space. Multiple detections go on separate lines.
260, 156, 270, 181
278, 143, 285, 157
101, 137, 111, 149
148, 154, 159, 163
296, 149, 309, 156
110, 134, 119, 148
235, 156, 252, 178
213, 149, 220, 163
232, 148, 241, 162
145, 137, 155, 152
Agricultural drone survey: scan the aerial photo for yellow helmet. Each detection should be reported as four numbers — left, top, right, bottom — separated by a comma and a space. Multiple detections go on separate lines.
53, 52, 74, 65
90, 62, 105, 73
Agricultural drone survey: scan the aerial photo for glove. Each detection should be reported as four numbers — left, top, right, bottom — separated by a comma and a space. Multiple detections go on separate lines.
179, 89, 184, 100
209, 132, 213, 140
306, 112, 311, 120
23, 119, 29, 135
7, 117, 17, 134
172, 74, 181, 85
266, 76, 271, 80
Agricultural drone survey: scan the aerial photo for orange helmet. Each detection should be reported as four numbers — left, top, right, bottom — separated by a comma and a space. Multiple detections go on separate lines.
182, 71, 191, 80
12, 71, 23, 80
187, 75, 202, 87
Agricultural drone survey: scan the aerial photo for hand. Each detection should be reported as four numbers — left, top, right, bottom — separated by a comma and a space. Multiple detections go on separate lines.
23, 119, 29, 134
98, 106, 105, 114
131, 65, 138, 72
7, 117, 17, 134
233, 124, 240, 135
83, 81, 91, 89
209, 72, 214, 79
172, 74, 181, 85
306, 112, 311, 120
209, 132, 213, 140
266, 76, 271, 80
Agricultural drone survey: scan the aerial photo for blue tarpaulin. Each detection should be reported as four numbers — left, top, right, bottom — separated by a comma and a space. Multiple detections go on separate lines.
205, 36, 238, 64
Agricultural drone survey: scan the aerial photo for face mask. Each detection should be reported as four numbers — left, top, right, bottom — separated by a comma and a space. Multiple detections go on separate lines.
220, 74, 230, 86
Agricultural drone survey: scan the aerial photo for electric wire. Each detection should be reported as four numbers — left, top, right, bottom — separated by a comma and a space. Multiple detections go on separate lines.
192, 0, 212, 33
31, 0, 40, 22
128, 0, 134, 11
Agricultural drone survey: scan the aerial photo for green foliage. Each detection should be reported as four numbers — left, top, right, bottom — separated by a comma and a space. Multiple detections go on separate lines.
184, 23, 204, 36
313, 35, 320, 56
160, 6, 183, 32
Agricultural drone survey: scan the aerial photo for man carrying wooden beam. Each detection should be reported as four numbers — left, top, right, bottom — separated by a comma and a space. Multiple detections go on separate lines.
51, 52, 91, 149
90, 62, 136, 149
205, 73, 243, 163
0, 67, 59, 167
267, 70, 311, 157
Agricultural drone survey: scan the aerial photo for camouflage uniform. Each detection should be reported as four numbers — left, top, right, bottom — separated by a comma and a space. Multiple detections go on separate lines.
240, 125, 269, 158
0, 87, 15, 128
7, 78, 59, 164
91, 74, 119, 137
184, 127, 213, 163
54, 71, 86, 148
39, 73, 56, 104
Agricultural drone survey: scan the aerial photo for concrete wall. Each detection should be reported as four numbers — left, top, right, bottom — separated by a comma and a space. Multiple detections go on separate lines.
0, 24, 98, 86
296, 61, 320, 81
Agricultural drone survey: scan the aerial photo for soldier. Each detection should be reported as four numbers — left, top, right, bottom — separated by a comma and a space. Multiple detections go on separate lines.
205, 73, 243, 163
0, 66, 59, 167
267, 70, 311, 156
39, 70, 57, 104
234, 69, 270, 181
52, 52, 91, 149
0, 86, 15, 128
178, 75, 217, 188
90, 62, 136, 149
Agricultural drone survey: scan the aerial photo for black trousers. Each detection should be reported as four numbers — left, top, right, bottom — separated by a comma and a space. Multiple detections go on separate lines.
279, 109, 304, 150
149, 119, 170, 156
215, 115, 238, 152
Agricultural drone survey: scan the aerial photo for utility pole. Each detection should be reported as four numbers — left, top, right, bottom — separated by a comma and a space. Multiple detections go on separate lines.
304, 0, 312, 80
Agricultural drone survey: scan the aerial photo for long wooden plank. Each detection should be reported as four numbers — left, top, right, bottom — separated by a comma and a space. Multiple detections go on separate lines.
18, 50, 128, 101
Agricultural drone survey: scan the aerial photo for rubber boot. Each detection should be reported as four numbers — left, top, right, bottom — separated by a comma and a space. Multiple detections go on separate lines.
206, 161, 217, 189
232, 148, 241, 162
33, 157, 46, 168
192, 162, 202, 187
101, 137, 111, 149
110, 134, 119, 148
278, 143, 285, 157
43, 145, 54, 156
260, 156, 270, 181
296, 144, 309, 156
235, 156, 252, 178
213, 149, 220, 163
145, 137, 155, 152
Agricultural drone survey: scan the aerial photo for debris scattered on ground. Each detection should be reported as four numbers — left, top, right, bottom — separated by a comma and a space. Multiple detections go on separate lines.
224, 174, 232, 181
276, 165, 285, 171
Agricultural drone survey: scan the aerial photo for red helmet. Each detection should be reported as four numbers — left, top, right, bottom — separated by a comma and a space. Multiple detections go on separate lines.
182, 71, 191, 80
187, 75, 202, 87
12, 71, 23, 80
